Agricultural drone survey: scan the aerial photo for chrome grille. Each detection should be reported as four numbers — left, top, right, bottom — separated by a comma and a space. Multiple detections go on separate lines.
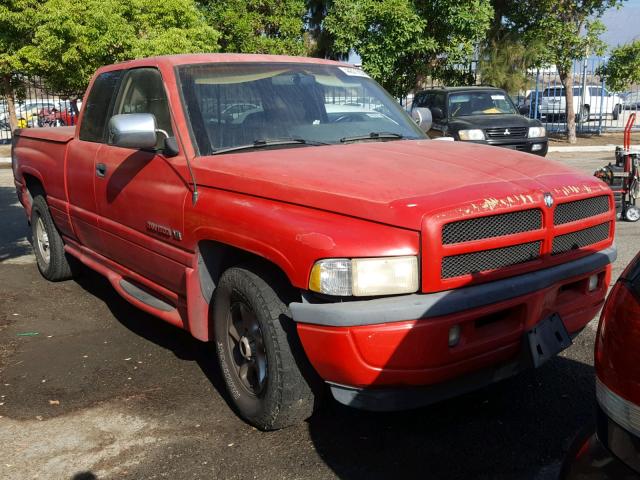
442, 209, 542, 244
552, 222, 610, 255
554, 196, 610, 225
441, 241, 541, 279
485, 127, 528, 139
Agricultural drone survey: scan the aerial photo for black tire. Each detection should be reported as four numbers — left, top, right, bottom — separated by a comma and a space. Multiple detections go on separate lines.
213, 266, 318, 430
31, 195, 73, 281
612, 104, 621, 121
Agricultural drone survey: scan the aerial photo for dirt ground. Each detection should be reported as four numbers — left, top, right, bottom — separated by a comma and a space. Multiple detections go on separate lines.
0, 151, 638, 480
548, 131, 630, 146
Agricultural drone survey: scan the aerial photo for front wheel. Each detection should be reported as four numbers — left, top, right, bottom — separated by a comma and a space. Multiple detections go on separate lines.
213, 267, 319, 430
31, 195, 74, 281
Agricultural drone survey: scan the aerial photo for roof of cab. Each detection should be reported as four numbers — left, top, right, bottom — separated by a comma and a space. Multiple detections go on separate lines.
97, 53, 351, 72
417, 86, 505, 94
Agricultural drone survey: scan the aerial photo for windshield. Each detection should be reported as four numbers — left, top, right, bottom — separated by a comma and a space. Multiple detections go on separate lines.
448, 91, 518, 117
177, 63, 425, 155
541, 87, 582, 97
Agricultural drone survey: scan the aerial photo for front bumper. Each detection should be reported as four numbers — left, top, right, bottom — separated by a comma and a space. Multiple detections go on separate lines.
466, 137, 548, 156
291, 248, 615, 407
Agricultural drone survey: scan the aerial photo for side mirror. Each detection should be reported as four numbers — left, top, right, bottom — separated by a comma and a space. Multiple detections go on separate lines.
108, 113, 158, 149
430, 107, 444, 120
411, 107, 432, 132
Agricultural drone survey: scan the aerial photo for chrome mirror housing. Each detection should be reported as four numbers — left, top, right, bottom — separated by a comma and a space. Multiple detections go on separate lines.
108, 113, 158, 149
411, 107, 433, 132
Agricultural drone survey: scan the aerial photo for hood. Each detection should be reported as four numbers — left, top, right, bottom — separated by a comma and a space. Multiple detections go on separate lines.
194, 140, 608, 230
449, 114, 534, 130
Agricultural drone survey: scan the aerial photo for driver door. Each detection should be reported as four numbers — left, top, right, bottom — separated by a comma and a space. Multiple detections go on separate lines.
94, 67, 190, 295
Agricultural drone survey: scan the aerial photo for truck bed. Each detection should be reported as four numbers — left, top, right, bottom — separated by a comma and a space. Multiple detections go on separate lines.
16, 126, 75, 143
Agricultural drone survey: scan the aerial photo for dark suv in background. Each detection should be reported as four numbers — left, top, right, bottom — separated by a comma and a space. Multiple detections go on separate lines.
410, 86, 548, 156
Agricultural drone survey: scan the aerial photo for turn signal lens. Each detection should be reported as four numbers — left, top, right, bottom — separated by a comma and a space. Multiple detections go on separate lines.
309, 259, 352, 296
596, 377, 640, 438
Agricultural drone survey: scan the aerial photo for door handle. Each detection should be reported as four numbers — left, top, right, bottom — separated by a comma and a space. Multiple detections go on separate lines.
96, 163, 107, 178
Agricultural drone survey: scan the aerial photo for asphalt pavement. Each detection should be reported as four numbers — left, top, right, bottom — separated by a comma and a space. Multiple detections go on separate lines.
0, 151, 638, 480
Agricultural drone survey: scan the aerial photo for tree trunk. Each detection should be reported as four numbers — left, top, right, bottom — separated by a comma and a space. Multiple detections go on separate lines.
559, 68, 577, 144
1, 74, 18, 133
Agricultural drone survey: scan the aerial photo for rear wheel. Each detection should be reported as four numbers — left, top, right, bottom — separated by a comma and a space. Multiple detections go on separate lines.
213, 266, 318, 430
625, 206, 640, 222
613, 104, 621, 121
31, 195, 73, 281
577, 105, 589, 122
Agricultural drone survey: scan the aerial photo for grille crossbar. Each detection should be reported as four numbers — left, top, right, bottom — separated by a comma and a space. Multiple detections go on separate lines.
485, 127, 528, 139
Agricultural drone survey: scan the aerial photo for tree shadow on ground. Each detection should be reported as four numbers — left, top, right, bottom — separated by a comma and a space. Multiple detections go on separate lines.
71, 265, 232, 409
307, 355, 595, 480
69, 263, 595, 480
0, 185, 32, 262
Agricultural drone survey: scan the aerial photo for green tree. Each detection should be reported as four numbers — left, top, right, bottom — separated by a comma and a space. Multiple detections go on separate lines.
0, 0, 39, 130
19, 0, 220, 105
477, 1, 546, 94
201, 0, 307, 55
323, 0, 493, 97
598, 40, 640, 92
478, 35, 539, 94
506, 0, 624, 143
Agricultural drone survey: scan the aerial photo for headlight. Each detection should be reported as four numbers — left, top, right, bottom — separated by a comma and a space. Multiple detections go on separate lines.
528, 126, 546, 138
458, 129, 485, 141
309, 256, 419, 296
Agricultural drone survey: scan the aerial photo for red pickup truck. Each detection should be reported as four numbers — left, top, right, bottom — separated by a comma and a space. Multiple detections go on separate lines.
12, 54, 616, 430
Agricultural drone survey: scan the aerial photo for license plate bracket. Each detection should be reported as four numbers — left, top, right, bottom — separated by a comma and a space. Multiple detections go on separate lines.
526, 313, 572, 368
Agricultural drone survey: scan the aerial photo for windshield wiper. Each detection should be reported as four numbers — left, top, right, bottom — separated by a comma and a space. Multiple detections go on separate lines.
340, 132, 404, 143
212, 137, 328, 155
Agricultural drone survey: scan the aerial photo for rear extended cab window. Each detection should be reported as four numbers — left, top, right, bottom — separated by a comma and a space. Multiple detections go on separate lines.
79, 71, 123, 143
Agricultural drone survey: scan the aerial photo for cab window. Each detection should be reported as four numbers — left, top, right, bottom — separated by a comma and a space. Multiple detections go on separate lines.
113, 68, 174, 148
79, 71, 123, 143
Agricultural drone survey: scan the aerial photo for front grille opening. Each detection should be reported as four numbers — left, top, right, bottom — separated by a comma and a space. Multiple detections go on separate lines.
558, 278, 587, 295
554, 196, 610, 225
442, 209, 542, 245
475, 305, 524, 329
485, 127, 528, 139
552, 222, 610, 255
441, 241, 541, 279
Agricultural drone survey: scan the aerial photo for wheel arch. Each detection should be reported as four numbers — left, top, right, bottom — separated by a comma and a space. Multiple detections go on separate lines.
187, 239, 301, 342
196, 239, 298, 303
21, 171, 46, 218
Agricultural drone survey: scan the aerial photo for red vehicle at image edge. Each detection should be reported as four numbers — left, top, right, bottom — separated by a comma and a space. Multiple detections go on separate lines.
11, 54, 617, 430
562, 250, 640, 479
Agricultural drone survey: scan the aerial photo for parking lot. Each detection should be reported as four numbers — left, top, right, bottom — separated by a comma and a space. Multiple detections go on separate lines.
0, 151, 638, 480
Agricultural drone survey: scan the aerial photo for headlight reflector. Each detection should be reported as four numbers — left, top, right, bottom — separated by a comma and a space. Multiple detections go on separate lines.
528, 126, 546, 138
309, 256, 419, 296
458, 129, 485, 141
